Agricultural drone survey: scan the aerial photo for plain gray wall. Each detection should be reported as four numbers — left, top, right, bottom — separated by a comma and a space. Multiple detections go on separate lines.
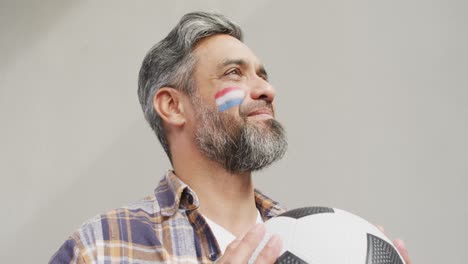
1, 0, 467, 263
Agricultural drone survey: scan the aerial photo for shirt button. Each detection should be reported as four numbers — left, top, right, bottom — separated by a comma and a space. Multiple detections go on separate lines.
187, 194, 194, 205
209, 253, 217, 261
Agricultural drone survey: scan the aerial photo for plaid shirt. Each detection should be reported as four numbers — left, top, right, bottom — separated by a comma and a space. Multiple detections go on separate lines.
50, 171, 285, 263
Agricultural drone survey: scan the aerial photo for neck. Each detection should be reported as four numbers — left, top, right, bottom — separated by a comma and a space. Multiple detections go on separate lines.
172, 145, 259, 237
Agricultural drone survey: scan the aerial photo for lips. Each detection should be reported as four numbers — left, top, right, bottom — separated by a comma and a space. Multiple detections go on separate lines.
247, 108, 274, 117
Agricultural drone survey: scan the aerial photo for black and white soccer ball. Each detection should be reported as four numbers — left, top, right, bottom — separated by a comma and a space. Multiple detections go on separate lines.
250, 207, 406, 264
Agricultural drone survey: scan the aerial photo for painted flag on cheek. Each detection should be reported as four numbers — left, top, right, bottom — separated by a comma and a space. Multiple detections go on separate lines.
215, 87, 245, 112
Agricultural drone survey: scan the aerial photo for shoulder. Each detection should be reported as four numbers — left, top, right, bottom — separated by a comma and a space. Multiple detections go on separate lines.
81, 194, 163, 242
50, 195, 166, 263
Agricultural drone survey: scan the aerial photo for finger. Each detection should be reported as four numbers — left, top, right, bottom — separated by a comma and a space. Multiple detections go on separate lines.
223, 238, 242, 258
228, 223, 266, 263
254, 234, 282, 264
376, 224, 385, 234
393, 239, 412, 264
218, 239, 241, 263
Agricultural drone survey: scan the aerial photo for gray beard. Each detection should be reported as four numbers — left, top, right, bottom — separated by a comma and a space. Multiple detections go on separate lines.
194, 102, 288, 173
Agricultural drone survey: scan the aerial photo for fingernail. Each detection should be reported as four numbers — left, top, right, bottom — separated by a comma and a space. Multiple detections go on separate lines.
395, 239, 406, 247
376, 225, 385, 232
393, 238, 406, 249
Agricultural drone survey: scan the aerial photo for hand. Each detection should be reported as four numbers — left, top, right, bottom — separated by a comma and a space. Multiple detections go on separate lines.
217, 223, 282, 264
376, 225, 412, 264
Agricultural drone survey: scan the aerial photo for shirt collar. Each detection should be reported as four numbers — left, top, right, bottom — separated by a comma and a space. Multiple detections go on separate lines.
154, 170, 286, 219
154, 170, 200, 217
254, 188, 286, 220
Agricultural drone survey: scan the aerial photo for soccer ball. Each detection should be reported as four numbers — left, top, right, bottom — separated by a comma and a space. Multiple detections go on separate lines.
250, 207, 406, 264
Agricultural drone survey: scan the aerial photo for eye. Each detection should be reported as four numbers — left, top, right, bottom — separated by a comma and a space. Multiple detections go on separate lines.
258, 74, 268, 81
225, 68, 241, 76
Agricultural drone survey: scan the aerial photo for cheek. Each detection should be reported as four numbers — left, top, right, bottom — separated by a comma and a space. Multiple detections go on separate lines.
214, 86, 245, 112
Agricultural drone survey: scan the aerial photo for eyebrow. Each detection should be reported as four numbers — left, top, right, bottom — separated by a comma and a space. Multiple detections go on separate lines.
219, 58, 269, 79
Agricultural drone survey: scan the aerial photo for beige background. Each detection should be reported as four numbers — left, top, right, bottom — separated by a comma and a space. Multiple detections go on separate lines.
1, 0, 467, 263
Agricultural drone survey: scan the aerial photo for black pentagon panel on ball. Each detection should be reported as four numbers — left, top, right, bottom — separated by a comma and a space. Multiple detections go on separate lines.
278, 206, 335, 219
275, 251, 308, 264
366, 233, 404, 264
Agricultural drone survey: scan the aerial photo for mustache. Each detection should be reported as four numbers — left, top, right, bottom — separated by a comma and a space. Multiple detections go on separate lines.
240, 101, 275, 117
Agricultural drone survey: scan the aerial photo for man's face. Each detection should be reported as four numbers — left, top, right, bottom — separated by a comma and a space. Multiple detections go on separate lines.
188, 34, 287, 173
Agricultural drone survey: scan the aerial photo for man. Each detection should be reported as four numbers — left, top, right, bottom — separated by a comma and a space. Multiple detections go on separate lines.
50, 12, 411, 263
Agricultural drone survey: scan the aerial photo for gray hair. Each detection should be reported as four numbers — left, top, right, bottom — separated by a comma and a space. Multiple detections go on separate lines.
137, 12, 243, 161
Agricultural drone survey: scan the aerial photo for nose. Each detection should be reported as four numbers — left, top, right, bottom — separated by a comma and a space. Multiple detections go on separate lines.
249, 77, 276, 104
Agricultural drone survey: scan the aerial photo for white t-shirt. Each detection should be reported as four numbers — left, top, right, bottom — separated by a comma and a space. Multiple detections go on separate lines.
204, 211, 264, 254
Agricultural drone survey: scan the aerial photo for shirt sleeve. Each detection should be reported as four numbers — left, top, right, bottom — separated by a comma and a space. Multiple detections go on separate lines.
49, 237, 86, 264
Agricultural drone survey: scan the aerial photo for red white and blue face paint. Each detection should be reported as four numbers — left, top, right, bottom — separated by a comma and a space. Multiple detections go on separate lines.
214, 87, 245, 112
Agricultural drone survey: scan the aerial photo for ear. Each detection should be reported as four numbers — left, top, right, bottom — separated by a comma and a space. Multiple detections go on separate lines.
153, 87, 186, 127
